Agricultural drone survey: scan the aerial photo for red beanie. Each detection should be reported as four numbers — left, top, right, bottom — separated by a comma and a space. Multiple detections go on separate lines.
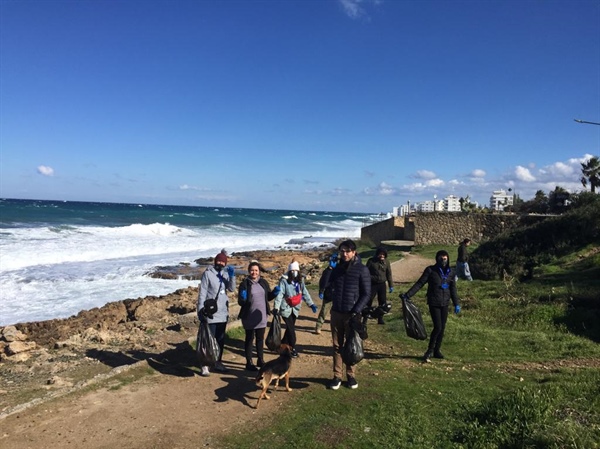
214, 250, 228, 264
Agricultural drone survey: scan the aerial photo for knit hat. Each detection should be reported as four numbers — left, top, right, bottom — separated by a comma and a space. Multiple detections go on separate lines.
288, 261, 300, 272
215, 250, 228, 264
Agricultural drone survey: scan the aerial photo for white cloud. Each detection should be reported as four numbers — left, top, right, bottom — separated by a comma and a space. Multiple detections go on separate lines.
414, 170, 437, 179
37, 165, 54, 176
338, 0, 381, 19
471, 169, 486, 178
364, 181, 395, 195
426, 178, 445, 187
515, 166, 536, 182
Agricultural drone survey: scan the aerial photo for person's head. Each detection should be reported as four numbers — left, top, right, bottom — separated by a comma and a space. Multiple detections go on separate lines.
375, 247, 388, 260
248, 261, 261, 280
463, 238, 471, 246
338, 239, 357, 263
287, 260, 300, 279
214, 250, 228, 271
435, 250, 450, 267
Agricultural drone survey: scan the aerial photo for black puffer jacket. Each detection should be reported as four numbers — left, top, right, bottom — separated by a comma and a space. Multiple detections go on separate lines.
329, 255, 371, 314
406, 263, 460, 308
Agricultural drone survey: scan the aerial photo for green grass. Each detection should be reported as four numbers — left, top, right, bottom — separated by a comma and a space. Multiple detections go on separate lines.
216, 245, 600, 449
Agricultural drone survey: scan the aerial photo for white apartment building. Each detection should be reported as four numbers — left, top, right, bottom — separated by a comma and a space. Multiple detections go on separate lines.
490, 189, 514, 211
444, 195, 461, 212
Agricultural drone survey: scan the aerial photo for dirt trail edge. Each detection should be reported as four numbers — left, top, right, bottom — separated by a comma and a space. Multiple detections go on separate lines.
0, 253, 430, 449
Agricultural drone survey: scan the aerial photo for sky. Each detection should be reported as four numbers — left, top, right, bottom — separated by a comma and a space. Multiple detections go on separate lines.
1, 0, 599, 213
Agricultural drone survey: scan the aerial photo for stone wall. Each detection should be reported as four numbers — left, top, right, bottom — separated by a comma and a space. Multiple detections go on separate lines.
408, 212, 548, 245
360, 213, 549, 246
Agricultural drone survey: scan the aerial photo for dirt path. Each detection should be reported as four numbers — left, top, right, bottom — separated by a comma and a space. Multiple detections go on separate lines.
0, 253, 431, 449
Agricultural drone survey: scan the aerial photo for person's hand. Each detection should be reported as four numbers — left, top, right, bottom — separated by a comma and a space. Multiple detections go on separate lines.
454, 305, 461, 314
329, 253, 338, 268
318, 292, 324, 300
310, 304, 318, 313
389, 287, 394, 294
400, 293, 408, 300
240, 290, 247, 301
271, 308, 279, 316
273, 286, 281, 296
226, 266, 235, 278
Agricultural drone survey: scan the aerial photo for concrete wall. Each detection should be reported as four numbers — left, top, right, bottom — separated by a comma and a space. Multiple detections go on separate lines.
360, 217, 404, 246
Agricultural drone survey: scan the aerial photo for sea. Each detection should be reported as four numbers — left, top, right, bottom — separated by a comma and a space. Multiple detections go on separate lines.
0, 198, 385, 326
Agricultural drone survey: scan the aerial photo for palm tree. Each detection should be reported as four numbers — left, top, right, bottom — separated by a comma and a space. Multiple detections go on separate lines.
580, 156, 600, 193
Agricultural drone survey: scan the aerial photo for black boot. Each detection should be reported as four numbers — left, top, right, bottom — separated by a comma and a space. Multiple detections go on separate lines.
423, 350, 433, 361
377, 317, 385, 325
433, 350, 444, 359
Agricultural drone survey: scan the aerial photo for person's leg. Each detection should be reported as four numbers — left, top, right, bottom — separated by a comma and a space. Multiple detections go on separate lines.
316, 300, 333, 333
433, 306, 449, 357
209, 322, 228, 371
244, 329, 255, 366
255, 327, 266, 366
375, 283, 387, 324
464, 262, 473, 281
330, 310, 345, 383
425, 306, 443, 359
281, 314, 297, 354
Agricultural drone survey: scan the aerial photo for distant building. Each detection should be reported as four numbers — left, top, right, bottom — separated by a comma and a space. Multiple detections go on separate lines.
444, 195, 461, 212
490, 189, 514, 211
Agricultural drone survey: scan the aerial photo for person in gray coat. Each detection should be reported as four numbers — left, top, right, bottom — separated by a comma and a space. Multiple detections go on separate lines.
197, 249, 236, 376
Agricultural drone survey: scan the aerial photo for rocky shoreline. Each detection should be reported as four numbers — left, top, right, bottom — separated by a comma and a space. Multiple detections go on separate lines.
0, 249, 328, 418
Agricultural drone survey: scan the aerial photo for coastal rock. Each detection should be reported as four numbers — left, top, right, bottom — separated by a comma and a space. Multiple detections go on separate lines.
6, 340, 37, 356
1, 325, 27, 342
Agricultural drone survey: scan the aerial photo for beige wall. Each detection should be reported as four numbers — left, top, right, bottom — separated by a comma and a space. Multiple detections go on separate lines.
361, 213, 548, 246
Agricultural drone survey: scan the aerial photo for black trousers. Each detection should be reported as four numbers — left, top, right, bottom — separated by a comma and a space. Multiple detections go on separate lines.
281, 313, 297, 348
368, 282, 388, 308
244, 327, 266, 364
427, 305, 449, 352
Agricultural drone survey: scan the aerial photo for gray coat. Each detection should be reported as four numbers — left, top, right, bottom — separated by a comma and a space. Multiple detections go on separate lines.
197, 265, 236, 324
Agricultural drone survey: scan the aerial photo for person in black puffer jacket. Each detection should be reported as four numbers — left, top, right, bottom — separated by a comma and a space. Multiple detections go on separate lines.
402, 250, 461, 362
326, 239, 371, 391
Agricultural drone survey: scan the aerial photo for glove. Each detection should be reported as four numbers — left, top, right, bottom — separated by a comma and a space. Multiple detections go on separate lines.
310, 304, 318, 313
226, 266, 235, 277
389, 287, 394, 294
329, 253, 338, 268
271, 308, 279, 316
199, 308, 212, 320
454, 305, 461, 314
400, 293, 407, 300
272, 286, 281, 296
240, 290, 247, 301
318, 292, 324, 300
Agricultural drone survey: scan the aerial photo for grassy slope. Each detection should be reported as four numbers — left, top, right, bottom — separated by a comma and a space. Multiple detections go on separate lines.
219, 243, 600, 449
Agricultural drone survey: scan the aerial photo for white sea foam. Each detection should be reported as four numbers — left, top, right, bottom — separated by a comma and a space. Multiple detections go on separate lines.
0, 219, 362, 325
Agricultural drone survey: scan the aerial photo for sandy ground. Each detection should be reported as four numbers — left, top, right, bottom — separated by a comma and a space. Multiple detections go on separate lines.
0, 253, 431, 449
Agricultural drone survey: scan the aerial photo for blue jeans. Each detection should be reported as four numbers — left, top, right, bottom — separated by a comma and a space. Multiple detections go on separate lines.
457, 262, 473, 281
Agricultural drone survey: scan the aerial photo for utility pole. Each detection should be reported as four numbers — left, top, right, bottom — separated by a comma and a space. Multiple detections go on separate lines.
574, 119, 600, 126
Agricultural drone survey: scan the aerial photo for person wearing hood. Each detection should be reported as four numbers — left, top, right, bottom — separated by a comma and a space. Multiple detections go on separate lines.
326, 239, 371, 390
273, 259, 317, 358
197, 249, 236, 376
366, 247, 394, 325
401, 250, 461, 362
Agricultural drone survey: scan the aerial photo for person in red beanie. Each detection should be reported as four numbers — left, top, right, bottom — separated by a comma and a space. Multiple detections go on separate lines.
197, 249, 236, 376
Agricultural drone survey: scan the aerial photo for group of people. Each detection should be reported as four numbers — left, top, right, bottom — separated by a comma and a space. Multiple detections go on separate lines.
197, 237, 472, 388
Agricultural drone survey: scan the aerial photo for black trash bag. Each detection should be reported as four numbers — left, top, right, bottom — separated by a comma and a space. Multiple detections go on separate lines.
196, 321, 220, 366
266, 314, 282, 352
342, 318, 364, 366
402, 296, 427, 340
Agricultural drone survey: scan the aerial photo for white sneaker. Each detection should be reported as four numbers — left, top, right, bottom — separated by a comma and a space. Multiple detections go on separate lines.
201, 366, 210, 377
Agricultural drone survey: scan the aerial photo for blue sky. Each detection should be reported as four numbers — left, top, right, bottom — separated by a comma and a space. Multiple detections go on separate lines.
1, 0, 599, 213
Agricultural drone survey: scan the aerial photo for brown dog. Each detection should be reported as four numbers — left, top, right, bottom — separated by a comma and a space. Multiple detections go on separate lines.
255, 344, 293, 409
